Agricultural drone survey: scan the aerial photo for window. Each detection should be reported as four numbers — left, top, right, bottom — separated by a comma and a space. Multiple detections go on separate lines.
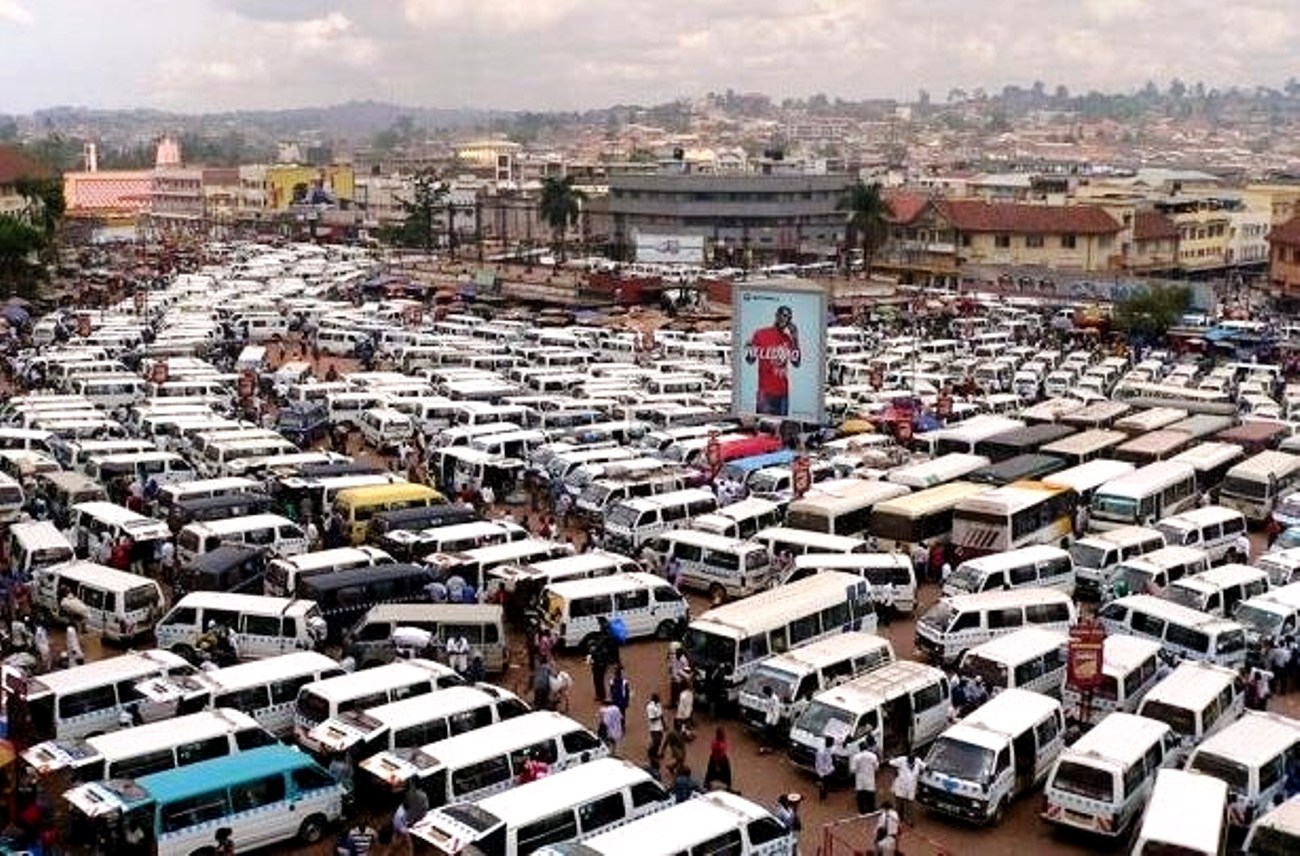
204, 609, 240, 631
163, 607, 198, 628
517, 811, 578, 853
789, 615, 821, 646
216, 687, 269, 711
561, 730, 601, 756
1035, 714, 1060, 746
270, 675, 314, 706
572, 595, 613, 619
988, 608, 1023, 630
630, 778, 669, 807
1061, 234, 1077, 249
673, 542, 703, 563
769, 627, 789, 654
161, 790, 228, 833
693, 830, 744, 856
59, 685, 117, 719
1260, 755, 1284, 793
1025, 235, 1044, 248
398, 720, 450, 748
821, 601, 850, 631
235, 728, 277, 751
740, 634, 769, 662
177, 736, 228, 767
1009, 563, 1038, 586
615, 590, 649, 611
747, 816, 789, 846
391, 682, 431, 703
292, 765, 335, 793
994, 234, 1011, 249
1129, 611, 1166, 639
451, 755, 511, 797
913, 681, 944, 711
244, 614, 282, 637
654, 588, 683, 604
1027, 602, 1070, 624
579, 792, 626, 832
230, 773, 286, 813
950, 612, 979, 632
1122, 762, 1146, 798
112, 748, 176, 779
449, 706, 493, 735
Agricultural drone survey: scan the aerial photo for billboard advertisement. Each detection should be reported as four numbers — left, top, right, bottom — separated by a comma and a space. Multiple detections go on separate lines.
634, 232, 706, 265
732, 279, 828, 424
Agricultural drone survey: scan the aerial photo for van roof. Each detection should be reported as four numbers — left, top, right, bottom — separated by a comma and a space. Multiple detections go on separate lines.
941, 586, 1074, 611
43, 560, 161, 594
28, 649, 187, 696
1137, 769, 1228, 851
757, 631, 892, 673
328, 685, 512, 732
359, 603, 504, 624
960, 545, 1070, 572
1110, 594, 1242, 634
194, 651, 340, 693
946, 688, 1061, 750
659, 529, 760, 552
419, 711, 587, 768
81, 707, 259, 758
575, 790, 773, 855
1097, 635, 1163, 675
1079, 525, 1164, 548
1141, 660, 1241, 710
545, 571, 671, 599
457, 758, 648, 825
962, 627, 1066, 664
1117, 545, 1208, 570
171, 591, 317, 617
183, 513, 298, 536
1061, 712, 1171, 768
1158, 505, 1245, 528
810, 660, 946, 714
1191, 711, 1300, 769
300, 659, 456, 704
8, 521, 72, 551
1251, 794, 1300, 838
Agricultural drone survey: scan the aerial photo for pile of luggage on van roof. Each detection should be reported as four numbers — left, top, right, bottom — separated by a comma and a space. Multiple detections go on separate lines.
5, 241, 1300, 852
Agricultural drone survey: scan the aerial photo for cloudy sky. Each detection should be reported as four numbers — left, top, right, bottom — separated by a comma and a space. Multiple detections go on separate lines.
1, 0, 1296, 113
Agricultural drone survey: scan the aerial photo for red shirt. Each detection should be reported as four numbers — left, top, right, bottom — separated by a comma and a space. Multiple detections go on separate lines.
747, 327, 799, 396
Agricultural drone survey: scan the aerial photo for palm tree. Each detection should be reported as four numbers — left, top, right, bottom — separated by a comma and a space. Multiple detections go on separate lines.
539, 175, 587, 262
838, 180, 894, 279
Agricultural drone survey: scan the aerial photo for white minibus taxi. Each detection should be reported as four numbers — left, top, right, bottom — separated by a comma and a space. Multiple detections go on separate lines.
914, 588, 1077, 665
784, 478, 911, 538
1061, 635, 1163, 728
1042, 712, 1177, 838
643, 529, 776, 600
1104, 545, 1210, 602
1187, 711, 1300, 829
153, 592, 328, 660
32, 560, 164, 642
788, 660, 950, 773
736, 631, 895, 731
176, 513, 308, 565
1243, 794, 1300, 854
543, 572, 689, 651
917, 688, 1066, 825
958, 627, 1068, 698
1164, 563, 1270, 618
941, 545, 1075, 597
359, 710, 606, 803
69, 501, 171, 558
294, 659, 464, 748
682, 572, 877, 703
1099, 594, 1248, 669
1071, 525, 1166, 601
784, 552, 917, 613
690, 496, 784, 541
1130, 768, 1229, 856
752, 526, 871, 560
1154, 505, 1249, 564
21, 707, 274, 784
7, 521, 75, 577
409, 758, 673, 856
1136, 661, 1246, 759
1089, 461, 1198, 530
533, 790, 796, 856
264, 546, 395, 598
602, 488, 718, 551
1219, 450, 1300, 524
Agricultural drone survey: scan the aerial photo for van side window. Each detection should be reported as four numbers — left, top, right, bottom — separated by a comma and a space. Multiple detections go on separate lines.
822, 658, 855, 685
995, 748, 1011, 775
1221, 516, 1245, 536
244, 615, 282, 637
630, 779, 669, 808
821, 602, 850, 631
452, 756, 511, 797
579, 792, 626, 833
231, 773, 286, 812
790, 615, 820, 646
1041, 557, 1071, 580
235, 729, 277, 751
654, 588, 682, 604
674, 542, 703, 563
950, 612, 979, 632
769, 628, 789, 654
161, 789, 228, 833
1128, 612, 1166, 639
572, 595, 614, 619
60, 685, 117, 719
740, 634, 769, 663
747, 816, 789, 846
1260, 755, 1285, 794
1034, 715, 1060, 747
518, 811, 578, 853
913, 682, 944, 711
1165, 624, 1209, 654
1009, 564, 1038, 586
1122, 762, 1146, 798
560, 731, 600, 756
988, 608, 1023, 630
164, 607, 198, 627
693, 830, 744, 856
616, 590, 649, 611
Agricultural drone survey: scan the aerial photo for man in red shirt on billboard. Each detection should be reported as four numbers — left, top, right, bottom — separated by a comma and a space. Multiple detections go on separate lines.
745, 305, 801, 416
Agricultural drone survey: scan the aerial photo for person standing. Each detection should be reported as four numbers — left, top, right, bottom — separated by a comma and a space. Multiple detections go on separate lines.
704, 727, 733, 791
875, 800, 901, 856
645, 693, 665, 774
609, 664, 632, 725
65, 624, 85, 666
597, 700, 623, 756
669, 644, 691, 707
759, 685, 783, 755
342, 815, 377, 856
814, 736, 835, 802
674, 682, 695, 738
445, 633, 470, 675
589, 618, 615, 702
850, 737, 880, 815
889, 752, 924, 826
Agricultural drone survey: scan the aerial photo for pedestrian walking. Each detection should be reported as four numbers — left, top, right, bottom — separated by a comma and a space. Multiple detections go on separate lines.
65, 624, 84, 666
875, 800, 901, 856
850, 737, 880, 815
704, 727, 733, 791
674, 683, 695, 738
646, 693, 665, 774
664, 727, 687, 779
532, 659, 553, 711
597, 700, 624, 755
669, 643, 691, 707
759, 685, 783, 755
889, 752, 924, 825
445, 633, 470, 675
609, 664, 633, 724
814, 736, 835, 801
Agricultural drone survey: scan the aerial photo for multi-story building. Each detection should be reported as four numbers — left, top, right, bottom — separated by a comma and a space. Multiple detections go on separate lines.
1158, 195, 1233, 273
0, 146, 46, 218
150, 166, 205, 225
456, 139, 521, 184
606, 169, 851, 264
1125, 211, 1180, 274
1227, 210, 1272, 270
1267, 216, 1300, 299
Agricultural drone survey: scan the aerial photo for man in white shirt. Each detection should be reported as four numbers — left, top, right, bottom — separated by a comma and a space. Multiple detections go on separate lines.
446, 634, 470, 675
814, 737, 835, 802
645, 693, 665, 773
759, 686, 783, 755
849, 739, 880, 815
875, 800, 901, 856
1234, 531, 1252, 563
889, 753, 924, 825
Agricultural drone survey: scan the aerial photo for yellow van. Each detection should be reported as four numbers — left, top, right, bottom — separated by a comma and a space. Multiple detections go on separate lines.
333, 483, 444, 545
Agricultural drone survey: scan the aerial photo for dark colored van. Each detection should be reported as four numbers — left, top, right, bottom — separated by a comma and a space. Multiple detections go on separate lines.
296, 563, 435, 641
969, 453, 1068, 486
365, 503, 478, 545
174, 544, 268, 597
277, 403, 330, 447
166, 492, 274, 533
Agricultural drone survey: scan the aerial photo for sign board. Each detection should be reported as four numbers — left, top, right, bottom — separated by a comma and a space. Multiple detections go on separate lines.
792, 456, 812, 498
1067, 620, 1106, 691
634, 232, 706, 265
731, 278, 828, 425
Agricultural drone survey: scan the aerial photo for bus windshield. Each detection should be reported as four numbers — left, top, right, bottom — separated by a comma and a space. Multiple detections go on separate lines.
926, 736, 995, 783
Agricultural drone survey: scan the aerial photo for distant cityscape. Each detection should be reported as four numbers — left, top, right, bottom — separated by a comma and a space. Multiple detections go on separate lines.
6, 80, 1300, 298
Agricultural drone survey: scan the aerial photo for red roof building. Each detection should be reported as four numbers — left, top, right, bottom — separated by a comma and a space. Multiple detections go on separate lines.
1267, 215, 1300, 298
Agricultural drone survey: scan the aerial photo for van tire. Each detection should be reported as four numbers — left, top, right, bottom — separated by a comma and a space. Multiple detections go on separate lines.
655, 620, 679, 640
990, 798, 1008, 826
299, 814, 327, 844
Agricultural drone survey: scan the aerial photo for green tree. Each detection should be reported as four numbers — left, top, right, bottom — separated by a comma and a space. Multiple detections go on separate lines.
391, 171, 447, 252
1113, 285, 1192, 341
837, 180, 894, 279
538, 175, 587, 262
0, 216, 44, 283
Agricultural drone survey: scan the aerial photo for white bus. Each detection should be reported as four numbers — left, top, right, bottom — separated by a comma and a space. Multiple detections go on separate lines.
409, 758, 673, 856
1088, 461, 1198, 530
886, 454, 990, 490
682, 571, 876, 703
784, 479, 911, 538
933, 416, 1025, 456
866, 481, 989, 550
1042, 459, 1135, 503
294, 659, 463, 747
950, 481, 1076, 556
1038, 428, 1128, 467
1169, 441, 1245, 495
1219, 450, 1300, 524
1130, 769, 1229, 856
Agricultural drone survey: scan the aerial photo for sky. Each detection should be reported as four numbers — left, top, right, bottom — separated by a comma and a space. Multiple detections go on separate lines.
1, 0, 1297, 114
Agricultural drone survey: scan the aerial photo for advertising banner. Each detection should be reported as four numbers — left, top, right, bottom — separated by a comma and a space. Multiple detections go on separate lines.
731, 278, 827, 424
634, 232, 706, 265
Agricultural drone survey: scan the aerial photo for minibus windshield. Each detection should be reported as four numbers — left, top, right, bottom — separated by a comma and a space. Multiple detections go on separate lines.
927, 736, 995, 783
683, 629, 736, 676
1070, 541, 1110, 570
1188, 752, 1249, 793
796, 701, 859, 738
741, 664, 800, 703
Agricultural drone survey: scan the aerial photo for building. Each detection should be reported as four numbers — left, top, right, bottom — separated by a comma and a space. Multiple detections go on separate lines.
202, 168, 240, 233
63, 169, 152, 222
606, 170, 852, 264
150, 166, 205, 226
1120, 210, 1180, 275
456, 139, 521, 184
262, 164, 355, 211
1267, 216, 1300, 299
0, 146, 48, 219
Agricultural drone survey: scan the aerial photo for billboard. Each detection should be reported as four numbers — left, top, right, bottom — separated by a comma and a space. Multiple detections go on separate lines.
634, 232, 706, 265
732, 278, 828, 424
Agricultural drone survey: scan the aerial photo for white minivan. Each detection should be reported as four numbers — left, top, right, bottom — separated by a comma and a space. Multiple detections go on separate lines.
176, 513, 309, 565
1154, 505, 1249, 564
1136, 660, 1246, 760
542, 572, 689, 650
1187, 711, 1300, 830
1130, 768, 1229, 856
914, 588, 1077, 665
154, 592, 328, 661
941, 545, 1075, 598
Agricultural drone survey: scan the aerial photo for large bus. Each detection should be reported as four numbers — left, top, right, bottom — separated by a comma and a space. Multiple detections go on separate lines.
64, 743, 346, 855
933, 416, 1025, 456
1111, 430, 1192, 466
974, 424, 1077, 463
968, 453, 1067, 486
886, 454, 989, 490
1218, 450, 1300, 524
1038, 429, 1128, 467
784, 478, 911, 537
1089, 461, 1198, 531
950, 481, 1077, 557
1169, 442, 1245, 496
682, 571, 876, 703
868, 481, 990, 550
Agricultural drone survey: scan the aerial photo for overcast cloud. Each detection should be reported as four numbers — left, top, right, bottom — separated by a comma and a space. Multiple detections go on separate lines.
0, 0, 1297, 113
